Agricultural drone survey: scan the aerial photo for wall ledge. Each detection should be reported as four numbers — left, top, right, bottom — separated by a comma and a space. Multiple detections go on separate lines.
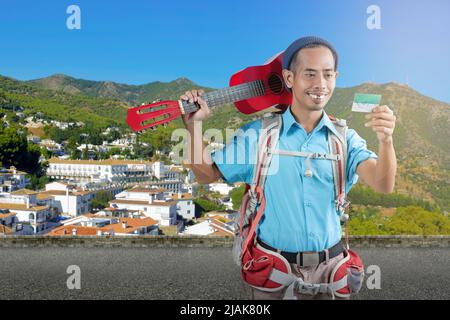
0, 235, 449, 248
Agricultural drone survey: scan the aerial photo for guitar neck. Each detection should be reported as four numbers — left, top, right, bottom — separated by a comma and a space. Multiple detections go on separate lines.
181, 80, 264, 114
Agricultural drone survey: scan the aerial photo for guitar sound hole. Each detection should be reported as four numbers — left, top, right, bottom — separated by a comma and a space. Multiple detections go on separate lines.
268, 73, 284, 95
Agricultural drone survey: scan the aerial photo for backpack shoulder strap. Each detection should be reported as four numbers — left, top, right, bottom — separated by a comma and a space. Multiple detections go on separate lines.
239, 112, 282, 252
327, 116, 350, 216
250, 112, 282, 193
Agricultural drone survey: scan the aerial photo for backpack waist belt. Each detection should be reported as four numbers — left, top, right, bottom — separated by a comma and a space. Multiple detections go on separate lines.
256, 237, 344, 267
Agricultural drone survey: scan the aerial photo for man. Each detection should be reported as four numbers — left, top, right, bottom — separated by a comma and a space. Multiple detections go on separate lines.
181, 36, 397, 299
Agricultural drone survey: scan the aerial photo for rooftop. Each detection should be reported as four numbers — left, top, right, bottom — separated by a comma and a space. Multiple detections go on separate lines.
126, 187, 166, 194
0, 225, 14, 235
48, 158, 154, 166
11, 189, 38, 196
0, 212, 17, 219
46, 225, 101, 236
109, 199, 175, 207
38, 190, 92, 196
0, 203, 49, 212
171, 193, 194, 201
100, 217, 158, 234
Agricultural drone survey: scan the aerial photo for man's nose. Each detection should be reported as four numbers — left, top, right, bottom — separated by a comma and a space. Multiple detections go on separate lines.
313, 73, 327, 89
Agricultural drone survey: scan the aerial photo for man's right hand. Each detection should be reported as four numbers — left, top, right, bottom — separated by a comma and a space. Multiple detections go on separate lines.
180, 89, 210, 128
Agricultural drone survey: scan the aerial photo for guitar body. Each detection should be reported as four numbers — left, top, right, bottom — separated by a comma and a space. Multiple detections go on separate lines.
230, 53, 292, 114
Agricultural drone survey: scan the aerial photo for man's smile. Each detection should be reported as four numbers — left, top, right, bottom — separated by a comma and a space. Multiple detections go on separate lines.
306, 91, 329, 103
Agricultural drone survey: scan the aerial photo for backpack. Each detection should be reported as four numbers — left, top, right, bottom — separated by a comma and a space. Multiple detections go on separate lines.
231, 111, 364, 299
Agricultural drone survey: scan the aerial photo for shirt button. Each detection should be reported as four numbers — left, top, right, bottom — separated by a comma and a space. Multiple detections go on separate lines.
305, 201, 311, 206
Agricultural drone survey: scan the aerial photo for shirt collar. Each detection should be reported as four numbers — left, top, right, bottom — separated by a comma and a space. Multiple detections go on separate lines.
281, 106, 342, 138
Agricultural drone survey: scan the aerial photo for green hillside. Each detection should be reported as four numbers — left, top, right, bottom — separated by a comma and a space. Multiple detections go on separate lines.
28, 74, 213, 106
0, 75, 128, 128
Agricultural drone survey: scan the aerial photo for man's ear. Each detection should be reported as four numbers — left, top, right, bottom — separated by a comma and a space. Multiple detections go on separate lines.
282, 69, 294, 89
335, 70, 339, 80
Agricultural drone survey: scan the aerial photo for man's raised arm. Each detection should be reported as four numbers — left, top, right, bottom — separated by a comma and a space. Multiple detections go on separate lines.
180, 89, 223, 184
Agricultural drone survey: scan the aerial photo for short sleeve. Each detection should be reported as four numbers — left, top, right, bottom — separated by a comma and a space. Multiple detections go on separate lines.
345, 128, 378, 192
210, 120, 260, 184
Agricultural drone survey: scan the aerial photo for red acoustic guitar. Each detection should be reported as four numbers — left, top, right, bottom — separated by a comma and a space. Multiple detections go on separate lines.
126, 53, 292, 132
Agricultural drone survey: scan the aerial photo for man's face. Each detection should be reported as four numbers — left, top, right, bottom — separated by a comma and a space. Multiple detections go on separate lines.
283, 46, 338, 111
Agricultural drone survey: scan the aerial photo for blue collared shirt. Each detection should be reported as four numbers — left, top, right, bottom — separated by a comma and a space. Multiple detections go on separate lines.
211, 106, 378, 252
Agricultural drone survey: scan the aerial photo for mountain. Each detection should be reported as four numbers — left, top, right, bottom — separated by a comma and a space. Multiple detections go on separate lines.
0, 75, 129, 128
326, 82, 450, 168
28, 74, 212, 106
325, 82, 450, 211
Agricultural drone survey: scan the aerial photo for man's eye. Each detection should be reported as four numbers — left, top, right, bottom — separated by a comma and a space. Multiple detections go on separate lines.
305, 73, 315, 77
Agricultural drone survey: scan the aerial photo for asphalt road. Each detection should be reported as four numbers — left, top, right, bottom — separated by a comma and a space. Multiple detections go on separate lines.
0, 247, 448, 300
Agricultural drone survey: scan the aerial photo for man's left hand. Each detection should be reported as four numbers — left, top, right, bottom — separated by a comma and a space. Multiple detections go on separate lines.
364, 105, 396, 144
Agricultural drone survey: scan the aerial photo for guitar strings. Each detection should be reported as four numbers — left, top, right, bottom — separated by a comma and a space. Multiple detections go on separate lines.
183, 79, 285, 114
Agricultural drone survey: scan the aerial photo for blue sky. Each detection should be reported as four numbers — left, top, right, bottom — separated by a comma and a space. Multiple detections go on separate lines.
0, 0, 449, 103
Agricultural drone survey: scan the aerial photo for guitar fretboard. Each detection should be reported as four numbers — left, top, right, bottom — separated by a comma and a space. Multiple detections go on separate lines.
182, 80, 265, 114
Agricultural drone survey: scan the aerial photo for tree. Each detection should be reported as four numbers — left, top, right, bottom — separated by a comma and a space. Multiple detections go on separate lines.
194, 198, 225, 215
26, 174, 50, 190
92, 190, 114, 210
82, 147, 89, 160
384, 206, 450, 235
230, 184, 246, 210
70, 149, 81, 160
139, 124, 175, 153
348, 205, 450, 235
0, 126, 40, 173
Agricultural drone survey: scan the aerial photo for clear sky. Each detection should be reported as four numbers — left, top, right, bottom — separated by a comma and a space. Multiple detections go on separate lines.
0, 0, 449, 103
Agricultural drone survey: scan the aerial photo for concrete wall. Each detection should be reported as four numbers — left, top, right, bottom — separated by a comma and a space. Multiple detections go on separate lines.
0, 235, 449, 248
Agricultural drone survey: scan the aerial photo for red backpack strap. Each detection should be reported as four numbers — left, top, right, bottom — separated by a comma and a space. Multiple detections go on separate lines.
240, 113, 281, 253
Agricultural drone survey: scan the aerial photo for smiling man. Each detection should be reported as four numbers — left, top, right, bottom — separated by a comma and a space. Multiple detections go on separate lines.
181, 36, 397, 300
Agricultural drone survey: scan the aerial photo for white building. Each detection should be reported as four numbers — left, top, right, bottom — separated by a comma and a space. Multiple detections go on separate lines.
146, 180, 184, 193
208, 183, 235, 196
152, 161, 166, 180
0, 189, 53, 234
170, 192, 196, 220
109, 187, 177, 226
46, 158, 155, 184
219, 196, 234, 210
182, 217, 234, 237
0, 210, 19, 235
27, 135, 41, 144
0, 166, 29, 193
39, 139, 62, 152
77, 144, 108, 154
37, 181, 94, 217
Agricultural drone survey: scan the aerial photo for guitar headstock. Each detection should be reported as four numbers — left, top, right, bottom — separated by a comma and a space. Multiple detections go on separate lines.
126, 100, 183, 132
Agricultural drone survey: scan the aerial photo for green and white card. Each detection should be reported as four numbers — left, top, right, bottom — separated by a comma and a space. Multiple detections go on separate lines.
352, 93, 382, 112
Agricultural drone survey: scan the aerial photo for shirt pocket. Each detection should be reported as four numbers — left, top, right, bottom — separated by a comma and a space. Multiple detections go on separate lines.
314, 157, 334, 184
